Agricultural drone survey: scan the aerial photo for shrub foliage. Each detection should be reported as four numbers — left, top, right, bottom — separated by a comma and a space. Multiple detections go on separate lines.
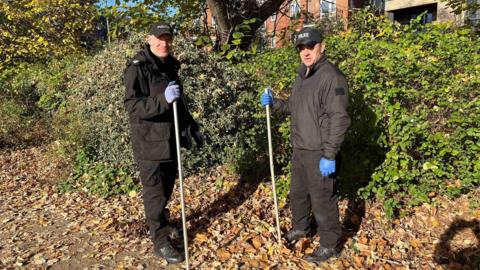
243, 10, 480, 217
52, 32, 261, 196
2, 10, 478, 212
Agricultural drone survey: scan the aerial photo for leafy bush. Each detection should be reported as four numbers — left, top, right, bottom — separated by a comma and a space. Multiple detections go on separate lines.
0, 64, 43, 147
58, 150, 139, 197
55, 32, 264, 186
242, 9, 480, 217
0, 99, 31, 146
35, 55, 89, 113
175, 36, 265, 175
332, 10, 479, 217
0, 54, 90, 148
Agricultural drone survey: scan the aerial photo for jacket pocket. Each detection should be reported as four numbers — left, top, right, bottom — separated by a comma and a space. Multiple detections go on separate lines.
143, 122, 170, 142
131, 122, 171, 161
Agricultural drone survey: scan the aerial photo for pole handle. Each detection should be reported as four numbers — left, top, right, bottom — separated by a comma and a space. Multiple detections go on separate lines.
173, 101, 190, 269
264, 87, 282, 246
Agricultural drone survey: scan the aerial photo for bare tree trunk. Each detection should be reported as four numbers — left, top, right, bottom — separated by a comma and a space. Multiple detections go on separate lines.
206, 0, 232, 44
206, 0, 290, 49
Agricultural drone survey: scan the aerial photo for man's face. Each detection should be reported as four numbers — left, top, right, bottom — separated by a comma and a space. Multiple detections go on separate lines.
298, 43, 324, 67
147, 34, 173, 58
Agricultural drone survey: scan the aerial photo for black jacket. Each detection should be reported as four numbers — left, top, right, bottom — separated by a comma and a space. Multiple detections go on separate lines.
124, 45, 198, 161
272, 55, 350, 160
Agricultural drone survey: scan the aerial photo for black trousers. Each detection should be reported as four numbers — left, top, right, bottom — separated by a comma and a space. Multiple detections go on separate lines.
290, 149, 341, 248
137, 159, 177, 248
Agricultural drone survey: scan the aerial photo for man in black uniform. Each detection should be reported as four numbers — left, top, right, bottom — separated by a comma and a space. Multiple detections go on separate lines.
260, 26, 350, 263
123, 22, 202, 264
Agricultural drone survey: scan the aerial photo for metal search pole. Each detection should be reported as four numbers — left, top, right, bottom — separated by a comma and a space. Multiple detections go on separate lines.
173, 100, 190, 269
265, 88, 282, 245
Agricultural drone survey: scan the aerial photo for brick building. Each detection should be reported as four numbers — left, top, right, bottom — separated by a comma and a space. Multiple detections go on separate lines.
204, 0, 477, 49
384, 0, 479, 25
263, 0, 349, 48
205, 0, 351, 49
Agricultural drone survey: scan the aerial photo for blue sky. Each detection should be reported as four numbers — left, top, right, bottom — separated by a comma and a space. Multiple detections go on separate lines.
101, 0, 117, 6
98, 0, 177, 15
99, 0, 134, 7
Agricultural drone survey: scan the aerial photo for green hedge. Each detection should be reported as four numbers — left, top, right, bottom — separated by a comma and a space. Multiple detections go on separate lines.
0, 55, 89, 148
0, 64, 42, 147
50, 32, 266, 196
242, 10, 480, 217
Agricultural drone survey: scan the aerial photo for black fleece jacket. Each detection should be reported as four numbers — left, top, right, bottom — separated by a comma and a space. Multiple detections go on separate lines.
272, 55, 350, 160
123, 45, 198, 161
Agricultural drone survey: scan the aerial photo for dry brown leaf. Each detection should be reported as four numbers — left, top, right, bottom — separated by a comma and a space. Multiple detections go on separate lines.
194, 233, 209, 243
99, 218, 114, 230
410, 239, 421, 249
392, 251, 402, 260
431, 218, 440, 227
281, 247, 292, 255
353, 255, 363, 267
304, 247, 314, 254
252, 236, 262, 249
359, 236, 369, 244
243, 242, 256, 253
217, 249, 231, 261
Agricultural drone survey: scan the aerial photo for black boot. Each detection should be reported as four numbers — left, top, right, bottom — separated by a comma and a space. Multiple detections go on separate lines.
162, 209, 182, 240
304, 246, 339, 263
154, 242, 184, 264
165, 224, 182, 239
284, 229, 310, 242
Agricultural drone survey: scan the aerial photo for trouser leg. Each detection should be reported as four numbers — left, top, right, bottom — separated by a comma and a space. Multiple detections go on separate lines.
138, 160, 177, 247
304, 150, 341, 248
290, 149, 311, 232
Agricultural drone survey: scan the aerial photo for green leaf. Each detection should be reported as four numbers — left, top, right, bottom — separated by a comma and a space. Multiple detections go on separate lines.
232, 32, 244, 39
226, 50, 236, 60
220, 44, 230, 52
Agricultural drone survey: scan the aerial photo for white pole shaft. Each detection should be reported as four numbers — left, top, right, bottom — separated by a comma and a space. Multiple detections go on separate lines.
173, 101, 190, 269
265, 100, 282, 245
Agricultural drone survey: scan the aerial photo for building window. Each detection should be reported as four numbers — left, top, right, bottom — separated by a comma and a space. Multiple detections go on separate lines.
291, 2, 300, 17
271, 36, 276, 48
271, 13, 277, 22
419, 13, 433, 24
320, 0, 336, 19
389, 3, 437, 24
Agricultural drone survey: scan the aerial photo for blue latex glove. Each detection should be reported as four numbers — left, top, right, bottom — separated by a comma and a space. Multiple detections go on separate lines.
260, 88, 274, 107
165, 81, 180, 103
319, 158, 336, 176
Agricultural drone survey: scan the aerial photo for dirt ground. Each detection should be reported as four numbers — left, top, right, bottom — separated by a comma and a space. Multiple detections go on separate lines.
1, 146, 478, 269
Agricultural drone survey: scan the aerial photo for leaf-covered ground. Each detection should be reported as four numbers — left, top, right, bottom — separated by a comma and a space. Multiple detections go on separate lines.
1, 146, 479, 269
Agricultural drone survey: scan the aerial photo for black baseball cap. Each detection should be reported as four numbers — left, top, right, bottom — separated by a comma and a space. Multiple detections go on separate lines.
149, 22, 173, 37
296, 27, 323, 47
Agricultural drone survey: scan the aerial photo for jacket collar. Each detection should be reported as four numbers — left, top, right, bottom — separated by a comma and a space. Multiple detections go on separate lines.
296, 54, 328, 78
142, 44, 180, 72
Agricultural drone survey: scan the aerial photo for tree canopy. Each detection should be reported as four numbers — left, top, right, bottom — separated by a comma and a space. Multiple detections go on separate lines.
0, 0, 97, 70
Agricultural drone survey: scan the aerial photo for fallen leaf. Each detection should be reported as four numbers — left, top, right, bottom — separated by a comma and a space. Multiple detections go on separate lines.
252, 236, 262, 249
194, 233, 209, 243
217, 249, 231, 261
354, 255, 363, 267
410, 239, 421, 248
